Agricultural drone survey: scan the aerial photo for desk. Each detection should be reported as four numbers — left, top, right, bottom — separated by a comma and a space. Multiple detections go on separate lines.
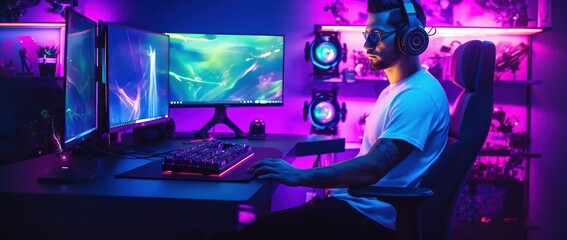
0, 134, 344, 239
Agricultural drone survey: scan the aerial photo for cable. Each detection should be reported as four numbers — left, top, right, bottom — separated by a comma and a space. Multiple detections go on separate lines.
427, 26, 437, 36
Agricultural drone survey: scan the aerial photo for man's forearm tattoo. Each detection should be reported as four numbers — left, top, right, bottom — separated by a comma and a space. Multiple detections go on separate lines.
371, 139, 402, 175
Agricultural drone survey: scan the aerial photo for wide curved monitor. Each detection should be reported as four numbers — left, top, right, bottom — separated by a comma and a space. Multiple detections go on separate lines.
106, 24, 170, 133
166, 33, 284, 138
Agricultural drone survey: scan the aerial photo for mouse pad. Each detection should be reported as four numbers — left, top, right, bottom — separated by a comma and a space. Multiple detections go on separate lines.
115, 147, 282, 182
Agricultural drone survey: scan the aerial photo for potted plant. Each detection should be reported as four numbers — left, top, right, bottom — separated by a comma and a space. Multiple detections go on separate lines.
37, 45, 60, 78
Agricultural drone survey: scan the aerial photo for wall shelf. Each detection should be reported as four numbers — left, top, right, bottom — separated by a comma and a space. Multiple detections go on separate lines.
352, 76, 543, 85
317, 25, 544, 37
494, 80, 543, 85
0, 22, 65, 28
480, 149, 541, 158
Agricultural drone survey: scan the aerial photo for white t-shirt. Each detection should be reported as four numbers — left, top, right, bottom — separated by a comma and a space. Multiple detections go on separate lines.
329, 69, 450, 230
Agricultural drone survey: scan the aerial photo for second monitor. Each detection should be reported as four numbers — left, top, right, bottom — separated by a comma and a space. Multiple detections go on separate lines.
166, 33, 284, 139
106, 24, 170, 134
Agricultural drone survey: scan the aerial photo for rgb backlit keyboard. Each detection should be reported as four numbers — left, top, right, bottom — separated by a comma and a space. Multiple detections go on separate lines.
161, 140, 253, 175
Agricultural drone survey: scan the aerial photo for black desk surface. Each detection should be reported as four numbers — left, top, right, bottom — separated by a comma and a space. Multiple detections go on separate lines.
0, 133, 344, 239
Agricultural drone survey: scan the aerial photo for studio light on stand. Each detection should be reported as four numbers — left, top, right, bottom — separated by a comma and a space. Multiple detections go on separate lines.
305, 29, 347, 81
303, 86, 347, 135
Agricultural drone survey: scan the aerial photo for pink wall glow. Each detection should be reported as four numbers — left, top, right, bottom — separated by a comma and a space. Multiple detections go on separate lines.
0, 24, 64, 77
528, 0, 567, 237
17, 1, 128, 24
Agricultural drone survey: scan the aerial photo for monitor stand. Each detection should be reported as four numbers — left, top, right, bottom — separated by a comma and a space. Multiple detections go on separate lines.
37, 147, 97, 184
194, 106, 247, 139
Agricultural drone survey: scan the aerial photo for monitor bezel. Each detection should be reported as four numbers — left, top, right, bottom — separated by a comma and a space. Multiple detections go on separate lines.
63, 8, 99, 151
165, 32, 285, 108
105, 23, 171, 134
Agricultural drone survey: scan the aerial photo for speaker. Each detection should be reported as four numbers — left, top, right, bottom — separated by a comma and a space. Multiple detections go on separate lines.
247, 119, 267, 140
395, 0, 429, 56
305, 30, 348, 80
303, 87, 347, 135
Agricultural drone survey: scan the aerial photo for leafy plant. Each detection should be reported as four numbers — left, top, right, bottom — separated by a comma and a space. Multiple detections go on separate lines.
37, 45, 60, 58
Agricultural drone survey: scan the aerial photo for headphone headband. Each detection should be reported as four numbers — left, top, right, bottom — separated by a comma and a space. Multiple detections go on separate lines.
396, 0, 428, 56
402, 1, 416, 15
401, 0, 421, 27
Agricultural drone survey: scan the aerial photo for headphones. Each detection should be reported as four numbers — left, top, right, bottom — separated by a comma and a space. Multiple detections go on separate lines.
395, 0, 429, 56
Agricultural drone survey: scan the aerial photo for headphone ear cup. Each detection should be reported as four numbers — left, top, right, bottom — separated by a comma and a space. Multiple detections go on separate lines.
405, 26, 429, 56
396, 24, 429, 56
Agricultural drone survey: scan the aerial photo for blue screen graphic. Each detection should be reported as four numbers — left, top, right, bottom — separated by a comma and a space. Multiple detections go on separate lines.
64, 10, 97, 145
107, 24, 169, 131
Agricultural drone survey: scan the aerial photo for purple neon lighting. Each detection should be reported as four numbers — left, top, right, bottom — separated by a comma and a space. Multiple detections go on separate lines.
238, 204, 256, 224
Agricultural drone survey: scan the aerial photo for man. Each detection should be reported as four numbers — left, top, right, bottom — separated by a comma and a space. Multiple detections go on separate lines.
238, 0, 450, 239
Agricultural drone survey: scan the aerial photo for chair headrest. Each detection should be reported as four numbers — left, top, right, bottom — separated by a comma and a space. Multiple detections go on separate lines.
451, 40, 495, 94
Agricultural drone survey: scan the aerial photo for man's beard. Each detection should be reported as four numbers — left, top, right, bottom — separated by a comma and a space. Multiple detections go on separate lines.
369, 52, 399, 71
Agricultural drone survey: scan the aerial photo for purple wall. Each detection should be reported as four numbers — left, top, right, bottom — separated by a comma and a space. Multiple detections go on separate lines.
16, 0, 567, 239
529, 0, 567, 239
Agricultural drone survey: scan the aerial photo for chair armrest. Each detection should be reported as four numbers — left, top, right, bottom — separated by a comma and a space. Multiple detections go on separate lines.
348, 186, 433, 201
348, 186, 433, 209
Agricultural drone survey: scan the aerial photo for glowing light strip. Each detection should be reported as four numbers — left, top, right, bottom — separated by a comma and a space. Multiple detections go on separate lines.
219, 152, 255, 177
0, 22, 65, 27
319, 25, 543, 37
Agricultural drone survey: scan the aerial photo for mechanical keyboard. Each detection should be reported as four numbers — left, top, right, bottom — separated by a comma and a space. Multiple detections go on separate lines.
161, 140, 253, 175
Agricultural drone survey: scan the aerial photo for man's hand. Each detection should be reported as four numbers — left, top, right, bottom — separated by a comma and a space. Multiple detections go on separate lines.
248, 158, 308, 186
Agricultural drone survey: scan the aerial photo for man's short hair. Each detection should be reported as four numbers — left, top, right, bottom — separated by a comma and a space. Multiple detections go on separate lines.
367, 0, 426, 28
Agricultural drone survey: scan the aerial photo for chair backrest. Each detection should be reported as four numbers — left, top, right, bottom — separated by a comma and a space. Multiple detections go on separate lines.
419, 40, 495, 240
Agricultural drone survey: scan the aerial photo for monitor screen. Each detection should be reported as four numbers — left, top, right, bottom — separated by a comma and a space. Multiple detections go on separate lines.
106, 24, 169, 133
64, 9, 98, 149
166, 33, 284, 106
